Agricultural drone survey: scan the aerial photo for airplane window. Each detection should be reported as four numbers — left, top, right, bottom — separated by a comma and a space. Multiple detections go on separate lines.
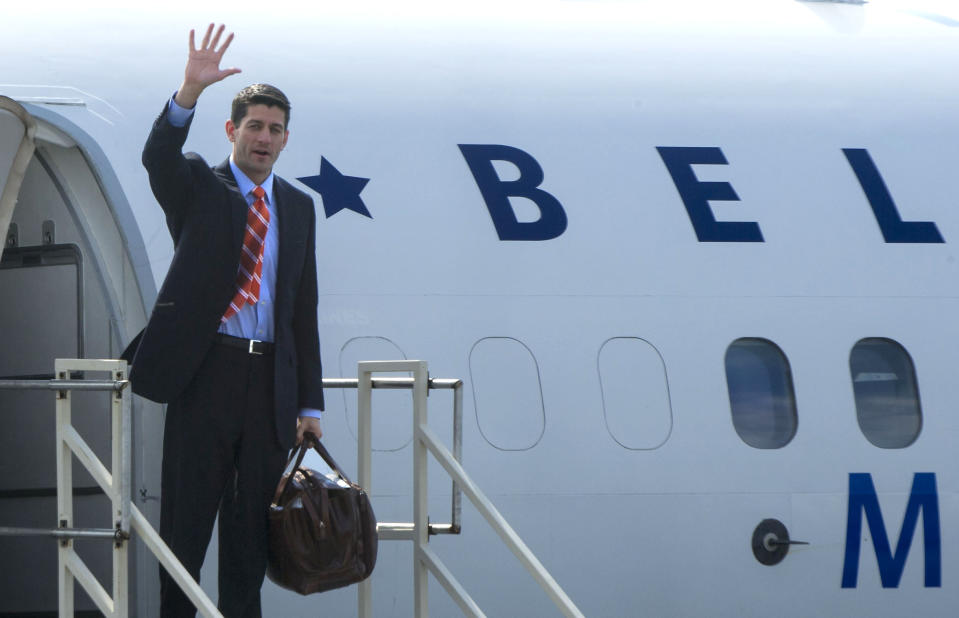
597, 337, 672, 450
469, 337, 545, 451
849, 338, 922, 449
725, 338, 797, 449
338, 336, 412, 452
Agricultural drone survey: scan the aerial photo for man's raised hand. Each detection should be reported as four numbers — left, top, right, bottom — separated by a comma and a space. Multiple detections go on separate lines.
174, 24, 241, 109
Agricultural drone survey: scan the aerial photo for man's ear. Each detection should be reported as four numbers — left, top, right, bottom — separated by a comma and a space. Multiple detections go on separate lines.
225, 119, 236, 142
281, 130, 289, 150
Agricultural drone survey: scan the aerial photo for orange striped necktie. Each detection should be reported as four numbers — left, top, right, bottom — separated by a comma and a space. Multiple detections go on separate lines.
222, 185, 270, 323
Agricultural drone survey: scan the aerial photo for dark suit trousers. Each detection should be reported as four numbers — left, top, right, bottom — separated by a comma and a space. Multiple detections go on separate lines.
159, 342, 287, 618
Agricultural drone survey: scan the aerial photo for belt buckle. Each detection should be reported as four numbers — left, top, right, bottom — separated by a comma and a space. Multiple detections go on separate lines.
249, 339, 263, 355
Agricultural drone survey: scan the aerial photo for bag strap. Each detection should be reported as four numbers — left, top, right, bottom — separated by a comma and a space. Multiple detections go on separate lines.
271, 434, 362, 508
270, 440, 310, 507
309, 437, 355, 486
299, 482, 330, 537
269, 436, 332, 536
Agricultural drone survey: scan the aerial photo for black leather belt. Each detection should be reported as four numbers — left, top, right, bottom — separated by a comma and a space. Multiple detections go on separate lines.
214, 333, 275, 355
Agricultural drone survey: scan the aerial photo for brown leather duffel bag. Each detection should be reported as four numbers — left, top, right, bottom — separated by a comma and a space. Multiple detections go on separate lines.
266, 436, 378, 594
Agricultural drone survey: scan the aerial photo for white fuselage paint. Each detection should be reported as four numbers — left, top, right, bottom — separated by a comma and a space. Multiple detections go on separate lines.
1, 1, 957, 615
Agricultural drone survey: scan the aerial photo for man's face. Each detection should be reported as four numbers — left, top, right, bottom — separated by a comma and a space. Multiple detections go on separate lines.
226, 104, 289, 184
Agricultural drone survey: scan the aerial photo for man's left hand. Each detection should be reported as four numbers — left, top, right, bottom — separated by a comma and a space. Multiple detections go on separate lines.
296, 415, 323, 445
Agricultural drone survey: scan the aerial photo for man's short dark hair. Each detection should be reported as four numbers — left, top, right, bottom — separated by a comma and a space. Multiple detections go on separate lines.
231, 84, 291, 129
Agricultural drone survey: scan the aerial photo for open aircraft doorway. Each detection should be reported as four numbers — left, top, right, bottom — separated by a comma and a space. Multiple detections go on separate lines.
0, 95, 159, 616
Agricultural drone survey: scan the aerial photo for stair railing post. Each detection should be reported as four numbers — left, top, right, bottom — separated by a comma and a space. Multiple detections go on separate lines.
411, 361, 429, 618
54, 361, 74, 618
111, 362, 130, 617
357, 363, 373, 618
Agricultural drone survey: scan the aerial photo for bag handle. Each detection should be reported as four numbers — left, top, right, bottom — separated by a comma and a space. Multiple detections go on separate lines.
298, 432, 334, 531
305, 434, 356, 486
270, 439, 311, 507
269, 436, 333, 536
270, 432, 358, 507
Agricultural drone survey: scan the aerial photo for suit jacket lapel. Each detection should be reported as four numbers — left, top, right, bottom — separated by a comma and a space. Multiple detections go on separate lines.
213, 159, 248, 261
274, 178, 294, 307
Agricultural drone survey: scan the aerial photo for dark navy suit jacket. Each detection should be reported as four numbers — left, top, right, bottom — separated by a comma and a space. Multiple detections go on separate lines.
123, 102, 324, 449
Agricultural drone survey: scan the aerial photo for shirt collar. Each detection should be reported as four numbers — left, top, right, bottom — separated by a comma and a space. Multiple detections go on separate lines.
229, 156, 275, 205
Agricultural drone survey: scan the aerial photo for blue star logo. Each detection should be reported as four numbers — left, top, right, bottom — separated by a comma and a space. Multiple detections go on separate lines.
297, 157, 372, 219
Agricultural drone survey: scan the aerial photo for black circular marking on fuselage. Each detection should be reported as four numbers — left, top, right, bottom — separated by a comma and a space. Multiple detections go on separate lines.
752, 518, 791, 566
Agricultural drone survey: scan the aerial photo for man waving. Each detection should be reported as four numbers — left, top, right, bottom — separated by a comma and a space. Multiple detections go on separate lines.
123, 24, 324, 617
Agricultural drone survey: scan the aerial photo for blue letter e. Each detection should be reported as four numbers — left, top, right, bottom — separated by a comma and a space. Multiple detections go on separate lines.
657, 146, 763, 242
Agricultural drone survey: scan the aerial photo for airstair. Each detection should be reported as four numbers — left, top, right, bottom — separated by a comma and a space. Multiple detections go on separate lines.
0, 359, 584, 617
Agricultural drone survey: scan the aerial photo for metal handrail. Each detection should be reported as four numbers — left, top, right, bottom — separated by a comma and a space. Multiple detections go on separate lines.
0, 360, 223, 618
0, 526, 122, 540
0, 363, 581, 617
355, 360, 584, 618
323, 374, 464, 536
418, 422, 585, 618
0, 378, 129, 392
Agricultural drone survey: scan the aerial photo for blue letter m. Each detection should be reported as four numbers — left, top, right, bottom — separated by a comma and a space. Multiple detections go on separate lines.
842, 473, 941, 588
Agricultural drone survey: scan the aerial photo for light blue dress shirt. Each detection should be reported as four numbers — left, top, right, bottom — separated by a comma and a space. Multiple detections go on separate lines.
219, 159, 278, 343
167, 96, 322, 421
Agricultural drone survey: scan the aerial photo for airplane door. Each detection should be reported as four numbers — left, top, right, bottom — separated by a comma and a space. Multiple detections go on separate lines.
0, 96, 158, 616
0, 244, 111, 616
0, 96, 35, 259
